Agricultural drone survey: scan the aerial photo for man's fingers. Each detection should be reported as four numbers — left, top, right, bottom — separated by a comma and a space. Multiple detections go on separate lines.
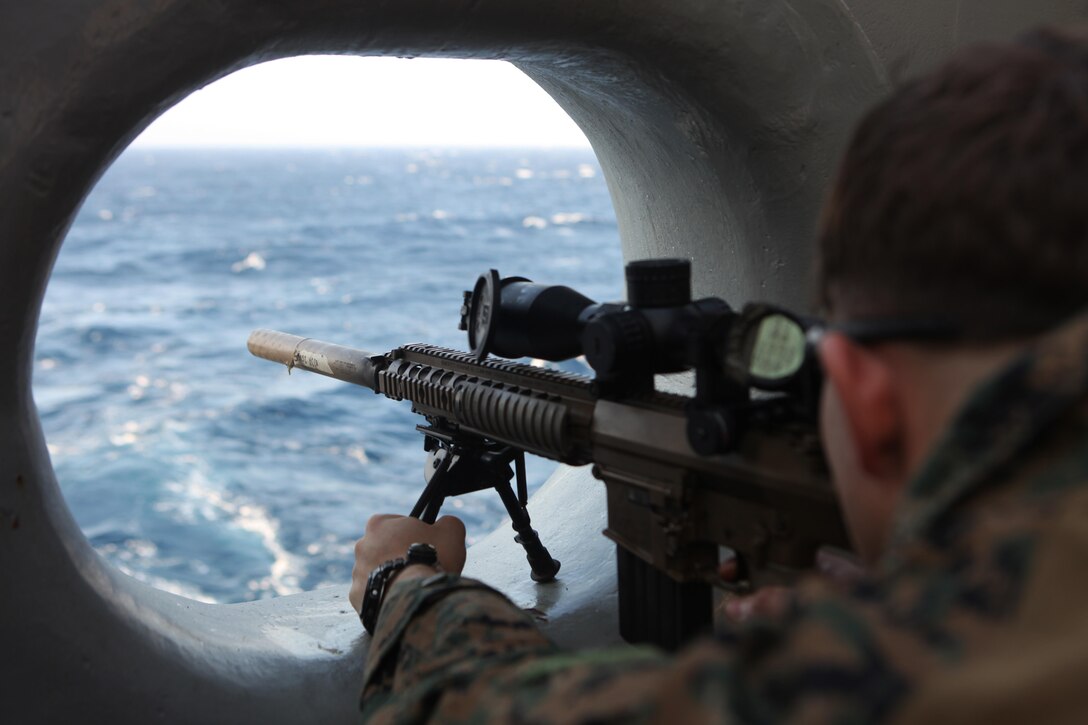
717, 557, 739, 582
815, 548, 865, 583
718, 550, 863, 625
433, 515, 467, 573
724, 586, 793, 622
724, 597, 753, 622
365, 513, 402, 533
434, 515, 466, 538
356, 514, 468, 569
348, 577, 364, 614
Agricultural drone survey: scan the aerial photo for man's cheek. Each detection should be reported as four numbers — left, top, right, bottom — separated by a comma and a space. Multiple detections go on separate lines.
820, 385, 866, 549
819, 384, 848, 485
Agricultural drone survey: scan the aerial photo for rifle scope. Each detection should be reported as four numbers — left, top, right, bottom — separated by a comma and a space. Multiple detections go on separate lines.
459, 259, 821, 442
459, 259, 735, 383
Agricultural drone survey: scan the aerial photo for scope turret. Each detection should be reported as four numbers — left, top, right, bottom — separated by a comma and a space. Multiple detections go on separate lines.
624, 258, 692, 308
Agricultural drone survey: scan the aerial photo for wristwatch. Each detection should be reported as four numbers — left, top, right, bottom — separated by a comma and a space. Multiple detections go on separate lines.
360, 542, 441, 635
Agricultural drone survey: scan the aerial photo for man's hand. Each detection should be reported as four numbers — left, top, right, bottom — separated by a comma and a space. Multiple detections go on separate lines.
349, 514, 467, 615
720, 548, 864, 623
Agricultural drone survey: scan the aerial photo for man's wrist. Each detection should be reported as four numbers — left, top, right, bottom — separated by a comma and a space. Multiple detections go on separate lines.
360, 544, 445, 635
386, 563, 442, 591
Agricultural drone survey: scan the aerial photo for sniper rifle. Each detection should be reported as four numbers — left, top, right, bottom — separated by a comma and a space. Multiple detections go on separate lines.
247, 258, 850, 650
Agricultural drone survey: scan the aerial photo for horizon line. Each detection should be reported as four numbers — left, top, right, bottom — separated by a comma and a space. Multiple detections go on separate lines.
128, 142, 594, 152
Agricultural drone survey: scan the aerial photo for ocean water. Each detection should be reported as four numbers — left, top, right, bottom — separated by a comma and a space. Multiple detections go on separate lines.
36, 147, 623, 603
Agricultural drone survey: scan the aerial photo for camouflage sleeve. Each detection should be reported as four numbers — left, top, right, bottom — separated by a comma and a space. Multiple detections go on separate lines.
359, 573, 674, 722
360, 573, 558, 707
360, 574, 913, 723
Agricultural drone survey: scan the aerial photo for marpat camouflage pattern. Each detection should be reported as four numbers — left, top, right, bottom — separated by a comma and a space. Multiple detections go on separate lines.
361, 312, 1088, 724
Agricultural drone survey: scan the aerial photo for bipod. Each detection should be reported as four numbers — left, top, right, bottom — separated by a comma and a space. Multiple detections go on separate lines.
409, 426, 560, 583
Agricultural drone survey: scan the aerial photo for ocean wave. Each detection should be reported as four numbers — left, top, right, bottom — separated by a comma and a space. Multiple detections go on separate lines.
40, 148, 621, 603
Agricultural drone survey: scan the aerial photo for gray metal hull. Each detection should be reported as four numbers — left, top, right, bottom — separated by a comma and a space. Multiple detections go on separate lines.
2, 1, 1083, 721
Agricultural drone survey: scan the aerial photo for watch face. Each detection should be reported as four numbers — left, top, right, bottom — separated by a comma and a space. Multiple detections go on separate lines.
407, 542, 439, 566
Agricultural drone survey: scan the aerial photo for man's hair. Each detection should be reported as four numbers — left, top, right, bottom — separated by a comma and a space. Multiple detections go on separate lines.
817, 28, 1088, 339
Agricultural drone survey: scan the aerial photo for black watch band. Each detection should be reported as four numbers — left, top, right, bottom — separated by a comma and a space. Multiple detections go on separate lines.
360, 542, 440, 635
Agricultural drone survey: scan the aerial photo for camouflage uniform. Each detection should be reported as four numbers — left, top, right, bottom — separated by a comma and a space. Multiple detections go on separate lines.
361, 313, 1088, 724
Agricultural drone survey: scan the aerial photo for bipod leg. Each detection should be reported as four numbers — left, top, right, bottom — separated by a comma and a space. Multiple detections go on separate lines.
515, 453, 528, 507
420, 495, 446, 524
494, 458, 560, 582
410, 446, 454, 520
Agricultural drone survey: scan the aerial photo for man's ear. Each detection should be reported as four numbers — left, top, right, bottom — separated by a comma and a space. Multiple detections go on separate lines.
818, 332, 905, 480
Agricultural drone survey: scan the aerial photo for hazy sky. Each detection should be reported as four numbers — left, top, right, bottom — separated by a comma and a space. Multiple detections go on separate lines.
132, 56, 590, 149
